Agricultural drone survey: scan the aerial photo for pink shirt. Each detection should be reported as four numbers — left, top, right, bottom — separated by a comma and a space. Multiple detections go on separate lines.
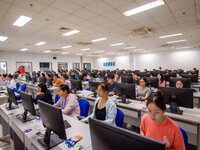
159, 80, 165, 87
140, 114, 185, 150
54, 94, 80, 117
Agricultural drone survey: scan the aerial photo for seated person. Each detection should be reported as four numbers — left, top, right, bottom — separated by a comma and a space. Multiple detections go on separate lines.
131, 71, 135, 77
0, 74, 8, 86
133, 73, 140, 85
33, 83, 53, 104
140, 90, 185, 150
35, 73, 40, 82
114, 72, 121, 83
54, 84, 80, 117
157, 73, 165, 87
136, 77, 150, 100
83, 73, 89, 81
82, 82, 117, 125
52, 74, 62, 86
107, 73, 116, 96
61, 74, 71, 89
0, 74, 16, 90
176, 79, 183, 88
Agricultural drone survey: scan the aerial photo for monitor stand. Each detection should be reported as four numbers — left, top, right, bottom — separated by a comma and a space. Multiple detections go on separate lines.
6, 102, 19, 110
18, 110, 37, 122
118, 95, 131, 104
91, 91, 97, 98
166, 102, 183, 115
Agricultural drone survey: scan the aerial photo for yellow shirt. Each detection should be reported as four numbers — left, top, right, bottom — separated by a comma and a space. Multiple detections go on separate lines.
53, 78, 62, 85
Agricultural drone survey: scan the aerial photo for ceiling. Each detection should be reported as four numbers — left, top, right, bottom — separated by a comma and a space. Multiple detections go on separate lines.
0, 0, 200, 57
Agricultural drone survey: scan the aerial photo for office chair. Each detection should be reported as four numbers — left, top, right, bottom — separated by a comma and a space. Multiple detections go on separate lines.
13, 82, 20, 92
179, 127, 188, 150
115, 108, 124, 128
54, 94, 60, 104
16, 84, 27, 100
78, 99, 89, 117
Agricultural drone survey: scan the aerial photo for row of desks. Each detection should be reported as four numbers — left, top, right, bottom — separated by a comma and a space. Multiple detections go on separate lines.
76, 90, 200, 149
0, 102, 92, 150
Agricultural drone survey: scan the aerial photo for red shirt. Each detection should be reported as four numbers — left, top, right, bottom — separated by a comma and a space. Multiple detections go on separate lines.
140, 114, 185, 150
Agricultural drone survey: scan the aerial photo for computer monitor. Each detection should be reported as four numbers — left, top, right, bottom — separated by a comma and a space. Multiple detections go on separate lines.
46, 77, 53, 87
162, 74, 170, 82
70, 80, 82, 94
99, 73, 105, 78
39, 76, 46, 84
139, 72, 150, 77
150, 72, 157, 77
146, 77, 158, 88
170, 72, 177, 78
89, 118, 165, 150
169, 78, 191, 88
69, 74, 76, 80
77, 75, 84, 81
20, 92, 39, 122
115, 83, 136, 104
25, 74, 31, 83
6, 88, 18, 110
14, 74, 18, 79
89, 81, 101, 98
123, 73, 132, 76
182, 74, 198, 83
90, 72, 96, 78
37, 100, 67, 149
158, 87, 193, 115
121, 76, 133, 84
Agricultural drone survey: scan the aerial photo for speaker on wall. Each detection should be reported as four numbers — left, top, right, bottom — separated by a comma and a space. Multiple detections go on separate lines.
53, 57, 57, 59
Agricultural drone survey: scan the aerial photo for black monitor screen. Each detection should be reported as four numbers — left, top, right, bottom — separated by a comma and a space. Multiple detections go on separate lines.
70, 80, 82, 91
169, 78, 191, 88
69, 74, 76, 80
182, 74, 198, 83
121, 76, 133, 84
158, 87, 193, 108
115, 83, 136, 99
7, 88, 18, 110
146, 77, 158, 88
89, 81, 101, 92
89, 118, 165, 150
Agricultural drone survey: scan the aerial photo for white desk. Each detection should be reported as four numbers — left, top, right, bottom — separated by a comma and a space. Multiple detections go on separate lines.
0, 103, 92, 150
77, 89, 200, 149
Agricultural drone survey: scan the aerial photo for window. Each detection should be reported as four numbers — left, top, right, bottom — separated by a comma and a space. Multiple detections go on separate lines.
83, 63, 91, 70
0, 61, 7, 74
16, 62, 32, 74
40, 62, 52, 72
58, 62, 68, 71
72, 63, 80, 70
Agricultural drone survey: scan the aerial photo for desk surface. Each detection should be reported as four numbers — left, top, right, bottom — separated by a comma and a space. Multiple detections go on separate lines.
0, 103, 92, 150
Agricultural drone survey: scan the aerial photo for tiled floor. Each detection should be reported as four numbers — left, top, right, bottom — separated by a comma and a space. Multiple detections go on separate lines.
0, 125, 11, 150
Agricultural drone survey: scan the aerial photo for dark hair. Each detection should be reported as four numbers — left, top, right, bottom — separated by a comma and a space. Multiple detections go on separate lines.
107, 73, 114, 79
38, 83, 48, 94
7, 74, 13, 79
62, 74, 69, 80
3, 74, 7, 78
176, 79, 184, 85
116, 72, 120, 76
157, 73, 164, 82
140, 77, 147, 83
59, 84, 70, 93
47, 73, 51, 77
41, 73, 45, 77
97, 82, 110, 92
147, 90, 166, 111
36, 73, 40, 77
54, 73, 59, 78
135, 73, 139, 77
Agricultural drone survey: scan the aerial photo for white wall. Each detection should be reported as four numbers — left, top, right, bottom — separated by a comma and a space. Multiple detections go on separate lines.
134, 48, 200, 71
93, 55, 130, 70
0, 51, 94, 74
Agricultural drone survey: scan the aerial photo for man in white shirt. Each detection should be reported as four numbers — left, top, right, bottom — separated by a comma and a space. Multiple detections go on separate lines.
0, 74, 16, 90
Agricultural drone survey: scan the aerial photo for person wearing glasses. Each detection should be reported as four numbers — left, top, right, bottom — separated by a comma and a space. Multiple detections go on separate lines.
136, 77, 150, 100
140, 90, 185, 150
82, 82, 117, 125
176, 79, 184, 88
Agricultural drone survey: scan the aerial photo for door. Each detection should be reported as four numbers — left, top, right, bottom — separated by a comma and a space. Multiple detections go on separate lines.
0, 61, 7, 74
40, 62, 52, 72
58, 62, 68, 71
83, 63, 91, 70
72, 63, 80, 70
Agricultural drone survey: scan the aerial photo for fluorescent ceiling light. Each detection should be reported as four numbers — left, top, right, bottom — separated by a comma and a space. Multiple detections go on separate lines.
43, 50, 51, 53
62, 52, 69, 54
0, 36, 8, 41
92, 38, 107, 42
159, 33, 183, 38
13, 15, 32, 27
62, 30, 80, 36
62, 45, 72, 49
81, 48, 90, 51
167, 39, 187, 44
76, 53, 82, 55
124, 46, 136, 49
176, 47, 190, 50
35, 42, 46, 46
134, 49, 144, 51
110, 43, 124, 46
123, 0, 165, 16
96, 50, 104, 53
20, 48, 28, 51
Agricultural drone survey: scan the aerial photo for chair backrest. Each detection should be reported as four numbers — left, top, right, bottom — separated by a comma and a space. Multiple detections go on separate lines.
115, 108, 124, 127
179, 127, 188, 150
21, 84, 26, 92
16, 82, 20, 89
54, 94, 60, 104
78, 99, 89, 117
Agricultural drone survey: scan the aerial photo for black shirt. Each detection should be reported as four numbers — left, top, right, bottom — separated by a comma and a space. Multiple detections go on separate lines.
95, 101, 106, 121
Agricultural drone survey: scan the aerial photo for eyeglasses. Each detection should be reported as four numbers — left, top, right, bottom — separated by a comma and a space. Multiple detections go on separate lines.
147, 110, 161, 118
96, 89, 103, 93
140, 81, 145, 83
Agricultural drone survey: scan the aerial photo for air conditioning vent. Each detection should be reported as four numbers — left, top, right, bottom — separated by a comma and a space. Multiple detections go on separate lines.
50, 49, 63, 52
131, 27, 152, 36
77, 42, 93, 45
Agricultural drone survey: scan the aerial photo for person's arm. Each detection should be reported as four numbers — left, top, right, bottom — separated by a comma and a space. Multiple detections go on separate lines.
172, 126, 186, 150
140, 130, 145, 136
61, 95, 78, 115
141, 88, 150, 100
54, 97, 62, 107
103, 102, 117, 125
